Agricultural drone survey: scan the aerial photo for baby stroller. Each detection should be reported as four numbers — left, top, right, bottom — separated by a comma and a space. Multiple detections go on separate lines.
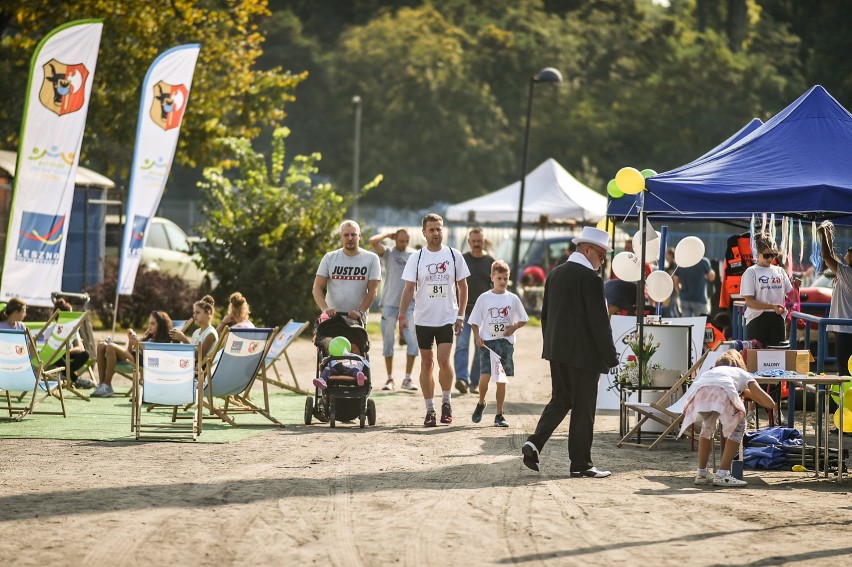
304, 314, 376, 428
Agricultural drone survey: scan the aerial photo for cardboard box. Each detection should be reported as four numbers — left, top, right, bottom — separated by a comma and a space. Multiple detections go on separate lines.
744, 349, 811, 374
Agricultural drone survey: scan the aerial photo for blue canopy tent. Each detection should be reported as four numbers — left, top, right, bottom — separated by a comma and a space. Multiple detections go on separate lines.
608, 86, 852, 223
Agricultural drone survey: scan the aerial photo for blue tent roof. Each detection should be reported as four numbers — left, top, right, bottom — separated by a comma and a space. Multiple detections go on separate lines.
608, 86, 852, 222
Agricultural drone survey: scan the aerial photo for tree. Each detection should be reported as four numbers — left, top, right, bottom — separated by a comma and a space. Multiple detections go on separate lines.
0, 0, 303, 183
195, 127, 381, 325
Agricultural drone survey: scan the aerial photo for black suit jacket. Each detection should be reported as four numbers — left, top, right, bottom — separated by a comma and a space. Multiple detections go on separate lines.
541, 260, 618, 373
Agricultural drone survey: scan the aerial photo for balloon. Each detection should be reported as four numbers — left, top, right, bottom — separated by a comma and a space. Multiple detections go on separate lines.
615, 167, 645, 195
596, 217, 615, 240
830, 374, 852, 405
328, 336, 351, 356
833, 407, 852, 433
612, 252, 641, 282
640, 168, 657, 178
674, 236, 706, 268
632, 230, 660, 263
646, 270, 674, 303
606, 179, 624, 198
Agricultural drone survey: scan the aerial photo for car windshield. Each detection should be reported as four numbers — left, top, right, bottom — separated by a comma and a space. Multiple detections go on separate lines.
494, 238, 533, 264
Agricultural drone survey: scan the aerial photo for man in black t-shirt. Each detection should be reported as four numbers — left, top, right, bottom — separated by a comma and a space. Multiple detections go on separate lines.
604, 278, 637, 316
454, 228, 495, 394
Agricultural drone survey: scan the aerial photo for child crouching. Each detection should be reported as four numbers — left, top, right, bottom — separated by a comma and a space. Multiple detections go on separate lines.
469, 260, 528, 427
678, 350, 775, 487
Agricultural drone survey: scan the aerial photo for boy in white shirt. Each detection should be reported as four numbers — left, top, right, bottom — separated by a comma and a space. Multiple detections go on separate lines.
469, 260, 528, 427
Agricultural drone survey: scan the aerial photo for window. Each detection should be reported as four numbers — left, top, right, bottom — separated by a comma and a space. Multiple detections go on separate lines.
146, 221, 169, 250
162, 221, 190, 253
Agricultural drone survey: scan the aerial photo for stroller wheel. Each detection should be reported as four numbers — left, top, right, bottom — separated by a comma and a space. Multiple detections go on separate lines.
304, 396, 313, 425
367, 398, 377, 426
330, 412, 336, 428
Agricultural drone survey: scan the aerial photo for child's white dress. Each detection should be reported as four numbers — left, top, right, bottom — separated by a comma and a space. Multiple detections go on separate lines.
678, 365, 755, 438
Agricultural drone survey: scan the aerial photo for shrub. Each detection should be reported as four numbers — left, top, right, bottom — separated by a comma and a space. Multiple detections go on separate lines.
86, 259, 196, 329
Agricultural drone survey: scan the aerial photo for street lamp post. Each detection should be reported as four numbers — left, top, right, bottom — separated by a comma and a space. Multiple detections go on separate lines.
351, 95, 362, 220
510, 67, 563, 292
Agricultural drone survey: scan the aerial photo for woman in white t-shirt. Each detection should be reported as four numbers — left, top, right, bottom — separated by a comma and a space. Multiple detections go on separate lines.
678, 350, 775, 487
740, 236, 793, 348
170, 295, 219, 358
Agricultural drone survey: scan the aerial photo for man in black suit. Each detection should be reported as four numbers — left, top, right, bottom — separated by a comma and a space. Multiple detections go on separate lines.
522, 226, 619, 478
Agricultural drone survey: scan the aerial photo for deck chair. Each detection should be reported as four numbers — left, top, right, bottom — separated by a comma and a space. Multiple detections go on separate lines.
201, 326, 281, 429
34, 310, 92, 401
132, 342, 203, 440
114, 319, 193, 397
0, 329, 66, 420
618, 349, 711, 450
259, 320, 309, 394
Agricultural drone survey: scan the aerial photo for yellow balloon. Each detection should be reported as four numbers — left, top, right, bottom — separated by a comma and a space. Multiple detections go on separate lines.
615, 167, 646, 195
596, 217, 615, 239
833, 408, 852, 433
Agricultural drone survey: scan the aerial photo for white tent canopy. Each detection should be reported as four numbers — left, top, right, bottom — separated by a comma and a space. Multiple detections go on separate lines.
446, 158, 606, 224
0, 149, 115, 188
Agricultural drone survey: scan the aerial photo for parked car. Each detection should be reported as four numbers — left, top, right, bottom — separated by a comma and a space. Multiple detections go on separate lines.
493, 231, 576, 280
106, 216, 216, 291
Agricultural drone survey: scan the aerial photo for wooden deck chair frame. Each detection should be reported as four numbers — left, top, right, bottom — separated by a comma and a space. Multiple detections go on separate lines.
0, 329, 67, 420
618, 349, 711, 450
132, 342, 203, 440
259, 320, 309, 394
201, 326, 282, 430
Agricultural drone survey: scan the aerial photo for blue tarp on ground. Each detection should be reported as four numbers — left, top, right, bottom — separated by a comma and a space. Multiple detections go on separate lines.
608, 86, 852, 222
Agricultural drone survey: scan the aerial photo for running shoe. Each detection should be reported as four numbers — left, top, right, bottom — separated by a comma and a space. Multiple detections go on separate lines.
440, 402, 453, 424
694, 472, 713, 485
713, 475, 747, 487
471, 402, 486, 423
494, 414, 508, 428
381, 379, 394, 391
454, 379, 469, 394
424, 411, 437, 427
401, 378, 418, 391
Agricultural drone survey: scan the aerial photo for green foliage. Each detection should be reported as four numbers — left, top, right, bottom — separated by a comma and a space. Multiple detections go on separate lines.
86, 260, 196, 329
195, 127, 381, 326
0, 0, 303, 181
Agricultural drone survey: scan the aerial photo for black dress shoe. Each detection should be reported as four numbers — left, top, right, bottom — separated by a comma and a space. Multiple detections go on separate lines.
522, 441, 539, 472
570, 467, 611, 478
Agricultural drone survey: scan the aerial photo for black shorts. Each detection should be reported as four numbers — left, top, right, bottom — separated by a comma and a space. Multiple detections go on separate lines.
415, 324, 455, 350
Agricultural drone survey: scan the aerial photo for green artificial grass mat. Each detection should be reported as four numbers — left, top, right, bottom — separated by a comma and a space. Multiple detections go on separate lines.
0, 390, 383, 443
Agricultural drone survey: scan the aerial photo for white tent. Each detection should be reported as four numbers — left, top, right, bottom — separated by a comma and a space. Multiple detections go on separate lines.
445, 158, 606, 223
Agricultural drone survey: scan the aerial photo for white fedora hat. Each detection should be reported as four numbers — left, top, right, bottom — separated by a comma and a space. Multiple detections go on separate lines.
573, 226, 613, 252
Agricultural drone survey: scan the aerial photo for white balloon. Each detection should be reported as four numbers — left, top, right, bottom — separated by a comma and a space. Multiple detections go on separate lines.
646, 270, 674, 303
675, 236, 706, 268
632, 230, 661, 262
612, 252, 641, 282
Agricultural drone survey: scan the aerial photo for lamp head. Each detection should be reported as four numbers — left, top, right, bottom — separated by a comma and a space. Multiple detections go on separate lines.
352, 95, 362, 106
534, 67, 563, 84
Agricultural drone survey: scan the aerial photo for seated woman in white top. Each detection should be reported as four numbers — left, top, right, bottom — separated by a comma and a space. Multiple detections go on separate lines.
170, 295, 219, 358
216, 292, 255, 335
0, 297, 27, 331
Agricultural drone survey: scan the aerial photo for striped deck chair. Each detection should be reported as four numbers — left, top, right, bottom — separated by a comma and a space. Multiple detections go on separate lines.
133, 342, 203, 440
259, 320, 309, 394
0, 329, 66, 420
201, 326, 281, 429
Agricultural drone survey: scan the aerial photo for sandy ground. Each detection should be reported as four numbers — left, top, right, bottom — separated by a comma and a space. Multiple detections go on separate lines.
2, 326, 852, 566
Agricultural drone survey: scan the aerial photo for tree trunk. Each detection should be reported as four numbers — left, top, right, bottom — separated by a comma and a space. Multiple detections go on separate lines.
727, 0, 747, 53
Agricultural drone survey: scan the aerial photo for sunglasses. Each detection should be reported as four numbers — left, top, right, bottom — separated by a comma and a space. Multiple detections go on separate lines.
761, 252, 777, 259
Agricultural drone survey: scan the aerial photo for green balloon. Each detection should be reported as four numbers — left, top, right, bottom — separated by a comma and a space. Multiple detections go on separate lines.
329, 336, 351, 356
640, 168, 657, 179
607, 179, 624, 198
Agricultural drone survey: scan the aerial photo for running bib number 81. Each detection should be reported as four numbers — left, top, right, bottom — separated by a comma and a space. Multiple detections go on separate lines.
428, 284, 448, 299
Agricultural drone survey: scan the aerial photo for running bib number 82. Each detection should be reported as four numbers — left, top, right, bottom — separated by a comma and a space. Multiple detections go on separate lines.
492, 323, 505, 337
428, 284, 448, 299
